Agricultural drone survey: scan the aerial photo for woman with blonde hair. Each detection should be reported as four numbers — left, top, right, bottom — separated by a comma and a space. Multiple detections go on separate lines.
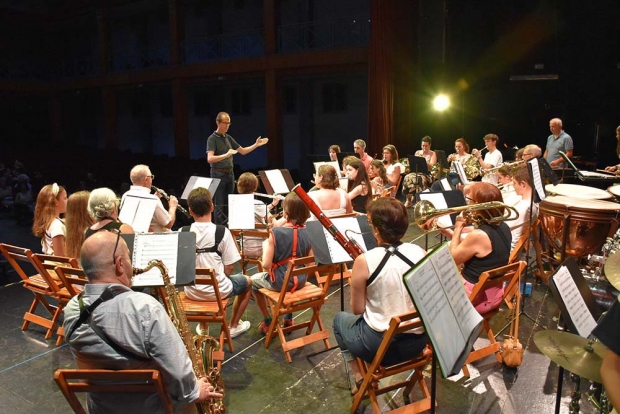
32, 183, 68, 256
308, 165, 353, 219
65, 191, 94, 259
85, 187, 134, 239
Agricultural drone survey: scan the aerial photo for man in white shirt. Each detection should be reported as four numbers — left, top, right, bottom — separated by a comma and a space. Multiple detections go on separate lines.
121, 164, 178, 233
473, 134, 503, 186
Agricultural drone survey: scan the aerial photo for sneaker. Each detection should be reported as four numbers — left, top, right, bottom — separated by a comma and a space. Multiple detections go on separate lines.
229, 320, 251, 338
195, 323, 209, 336
282, 319, 294, 328
258, 320, 271, 335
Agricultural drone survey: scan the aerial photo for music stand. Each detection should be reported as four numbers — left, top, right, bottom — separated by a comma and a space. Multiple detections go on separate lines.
313, 160, 340, 174
407, 155, 430, 176
181, 176, 221, 200
415, 190, 466, 250
258, 169, 295, 195
336, 152, 360, 167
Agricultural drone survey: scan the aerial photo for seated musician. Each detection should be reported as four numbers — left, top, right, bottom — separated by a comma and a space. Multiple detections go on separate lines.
183, 187, 252, 338
447, 182, 511, 314
85, 187, 134, 240
251, 193, 313, 334
308, 165, 353, 219
333, 198, 428, 394
497, 165, 520, 208
603, 125, 620, 174
345, 159, 372, 214
368, 159, 389, 195
63, 231, 220, 413
403, 136, 437, 207
235, 173, 280, 257
508, 166, 539, 251
593, 298, 620, 411
382, 144, 404, 187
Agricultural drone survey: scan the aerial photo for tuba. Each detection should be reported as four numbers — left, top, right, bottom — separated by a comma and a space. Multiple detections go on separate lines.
134, 260, 226, 414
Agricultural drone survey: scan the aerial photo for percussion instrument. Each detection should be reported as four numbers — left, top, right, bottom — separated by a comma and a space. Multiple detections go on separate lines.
603, 250, 620, 291
539, 196, 620, 258
545, 183, 612, 200
606, 184, 620, 200
534, 331, 605, 384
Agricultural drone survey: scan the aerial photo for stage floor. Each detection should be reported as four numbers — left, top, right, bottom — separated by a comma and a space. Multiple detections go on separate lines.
0, 211, 601, 413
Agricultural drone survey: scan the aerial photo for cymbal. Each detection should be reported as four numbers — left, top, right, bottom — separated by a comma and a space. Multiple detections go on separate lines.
534, 330, 606, 383
604, 251, 620, 291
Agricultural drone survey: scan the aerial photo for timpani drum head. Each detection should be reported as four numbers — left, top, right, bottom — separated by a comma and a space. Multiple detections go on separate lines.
607, 185, 620, 198
545, 183, 612, 200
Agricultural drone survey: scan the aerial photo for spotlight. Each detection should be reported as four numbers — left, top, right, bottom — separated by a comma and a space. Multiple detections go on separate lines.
433, 94, 450, 111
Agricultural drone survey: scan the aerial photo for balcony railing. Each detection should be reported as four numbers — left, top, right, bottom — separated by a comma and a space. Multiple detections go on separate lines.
0, 55, 99, 80
111, 44, 171, 73
278, 15, 370, 53
182, 30, 264, 64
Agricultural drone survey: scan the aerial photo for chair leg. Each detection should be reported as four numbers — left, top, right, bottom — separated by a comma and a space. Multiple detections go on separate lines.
45, 303, 64, 340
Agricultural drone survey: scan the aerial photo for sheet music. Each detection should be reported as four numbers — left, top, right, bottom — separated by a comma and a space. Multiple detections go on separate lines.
339, 177, 349, 190
529, 158, 546, 201
264, 170, 290, 194
119, 196, 158, 233
418, 193, 452, 228
454, 161, 469, 185
321, 217, 367, 263
440, 178, 452, 191
314, 160, 340, 173
554, 265, 597, 337
193, 177, 215, 191
132, 233, 179, 286
228, 194, 255, 230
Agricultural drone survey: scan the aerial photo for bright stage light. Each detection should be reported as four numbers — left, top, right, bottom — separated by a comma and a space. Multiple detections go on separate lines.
433, 94, 450, 111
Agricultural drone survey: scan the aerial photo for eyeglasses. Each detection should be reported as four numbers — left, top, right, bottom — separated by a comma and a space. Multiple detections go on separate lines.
218, 120, 231, 125
146, 174, 155, 180
111, 229, 121, 265
465, 196, 476, 204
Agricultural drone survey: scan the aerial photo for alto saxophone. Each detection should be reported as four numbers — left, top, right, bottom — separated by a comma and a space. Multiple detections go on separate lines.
134, 260, 226, 414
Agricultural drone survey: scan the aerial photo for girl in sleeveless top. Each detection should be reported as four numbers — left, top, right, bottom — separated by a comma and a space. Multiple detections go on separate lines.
345, 159, 371, 214
32, 183, 67, 256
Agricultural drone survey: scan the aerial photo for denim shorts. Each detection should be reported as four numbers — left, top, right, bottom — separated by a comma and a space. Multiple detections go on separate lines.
229, 273, 249, 296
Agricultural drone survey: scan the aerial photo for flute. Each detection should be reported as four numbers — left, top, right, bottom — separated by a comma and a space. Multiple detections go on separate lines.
252, 192, 286, 200
152, 185, 191, 219
292, 184, 365, 259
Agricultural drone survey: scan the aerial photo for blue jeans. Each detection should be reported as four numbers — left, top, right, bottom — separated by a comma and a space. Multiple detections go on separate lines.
333, 311, 427, 365
210, 169, 235, 225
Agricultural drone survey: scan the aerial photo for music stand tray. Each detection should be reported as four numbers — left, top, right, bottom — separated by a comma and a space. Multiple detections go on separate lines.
407, 155, 430, 175
258, 169, 295, 195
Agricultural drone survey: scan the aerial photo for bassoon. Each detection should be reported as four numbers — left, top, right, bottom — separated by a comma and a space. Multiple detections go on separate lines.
292, 184, 365, 259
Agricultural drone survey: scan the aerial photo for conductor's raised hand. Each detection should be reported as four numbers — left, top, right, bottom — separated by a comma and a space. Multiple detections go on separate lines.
256, 136, 269, 146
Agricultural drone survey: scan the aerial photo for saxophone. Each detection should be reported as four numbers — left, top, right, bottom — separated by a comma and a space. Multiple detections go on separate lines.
134, 260, 226, 414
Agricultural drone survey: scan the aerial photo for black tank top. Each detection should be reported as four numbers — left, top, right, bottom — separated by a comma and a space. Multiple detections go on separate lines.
462, 222, 511, 284
84, 221, 123, 240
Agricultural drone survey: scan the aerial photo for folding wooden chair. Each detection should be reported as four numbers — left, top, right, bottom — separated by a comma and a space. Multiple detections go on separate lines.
0, 243, 65, 340
54, 369, 173, 414
258, 256, 337, 362
351, 310, 433, 414
230, 228, 269, 274
30, 253, 80, 344
172, 268, 232, 369
54, 266, 89, 345
462, 261, 526, 377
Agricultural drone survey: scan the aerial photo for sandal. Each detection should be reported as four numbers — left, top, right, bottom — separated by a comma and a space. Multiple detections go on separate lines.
351, 378, 364, 396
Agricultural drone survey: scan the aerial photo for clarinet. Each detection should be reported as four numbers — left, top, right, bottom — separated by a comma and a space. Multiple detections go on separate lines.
152, 185, 192, 219
292, 184, 364, 259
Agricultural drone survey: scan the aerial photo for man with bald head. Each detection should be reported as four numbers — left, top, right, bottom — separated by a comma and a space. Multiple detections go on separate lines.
522, 144, 542, 161
544, 118, 573, 168
63, 231, 220, 413
120, 164, 178, 232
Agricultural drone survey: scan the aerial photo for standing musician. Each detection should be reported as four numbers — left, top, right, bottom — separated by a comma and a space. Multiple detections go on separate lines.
251, 193, 313, 334
544, 118, 573, 168
444, 182, 511, 314
473, 134, 503, 186
121, 164, 177, 233
206, 111, 269, 225
333, 198, 428, 394
604, 125, 620, 174
63, 231, 221, 413
402, 136, 437, 207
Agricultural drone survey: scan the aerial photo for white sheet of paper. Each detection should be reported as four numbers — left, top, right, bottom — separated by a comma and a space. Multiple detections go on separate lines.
264, 169, 289, 194
132, 233, 179, 286
314, 160, 340, 173
339, 177, 349, 190
440, 178, 452, 191
322, 217, 367, 263
228, 194, 256, 230
119, 196, 158, 233
418, 193, 452, 228
529, 158, 546, 201
554, 266, 597, 338
454, 161, 469, 185
193, 177, 214, 191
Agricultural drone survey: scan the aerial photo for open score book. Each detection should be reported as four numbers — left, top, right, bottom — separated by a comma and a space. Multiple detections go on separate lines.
403, 242, 484, 377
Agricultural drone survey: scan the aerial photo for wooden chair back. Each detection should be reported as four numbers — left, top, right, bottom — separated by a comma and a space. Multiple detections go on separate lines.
30, 253, 79, 295
462, 261, 526, 376
258, 255, 337, 362
230, 228, 269, 273
174, 268, 233, 363
352, 310, 433, 413
0, 243, 44, 289
54, 266, 88, 297
54, 369, 173, 414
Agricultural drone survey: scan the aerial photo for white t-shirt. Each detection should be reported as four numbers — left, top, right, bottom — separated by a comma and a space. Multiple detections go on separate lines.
509, 198, 539, 251
482, 150, 503, 185
42, 217, 65, 255
183, 222, 241, 300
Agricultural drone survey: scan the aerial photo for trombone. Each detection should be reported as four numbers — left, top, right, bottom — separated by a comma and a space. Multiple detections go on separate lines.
412, 200, 519, 234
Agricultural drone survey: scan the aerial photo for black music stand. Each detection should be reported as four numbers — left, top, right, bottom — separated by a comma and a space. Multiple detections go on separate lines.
181, 175, 223, 222
414, 190, 466, 250
547, 258, 602, 414
336, 152, 360, 167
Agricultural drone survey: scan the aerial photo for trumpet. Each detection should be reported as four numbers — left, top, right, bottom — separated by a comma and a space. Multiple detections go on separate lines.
471, 146, 488, 158
413, 200, 519, 230
482, 160, 525, 175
